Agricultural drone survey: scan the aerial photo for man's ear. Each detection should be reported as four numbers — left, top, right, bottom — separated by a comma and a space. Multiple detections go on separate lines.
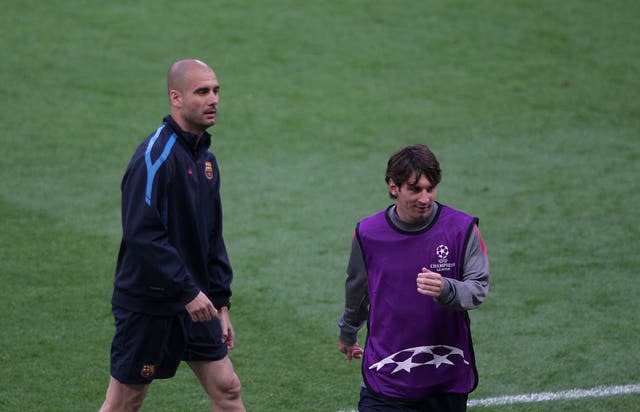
169, 89, 182, 108
388, 179, 399, 197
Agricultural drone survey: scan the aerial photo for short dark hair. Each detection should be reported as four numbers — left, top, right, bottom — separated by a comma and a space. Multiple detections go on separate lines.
385, 144, 441, 199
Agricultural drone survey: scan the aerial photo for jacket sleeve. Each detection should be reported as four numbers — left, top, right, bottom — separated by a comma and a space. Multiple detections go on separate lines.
206, 156, 233, 309
119, 146, 200, 305
337, 230, 370, 345
436, 224, 490, 310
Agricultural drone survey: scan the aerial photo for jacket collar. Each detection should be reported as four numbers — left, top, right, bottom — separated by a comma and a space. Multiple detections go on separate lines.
163, 115, 211, 152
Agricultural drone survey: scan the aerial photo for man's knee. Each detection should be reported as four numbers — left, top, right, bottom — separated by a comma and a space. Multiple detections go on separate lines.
219, 372, 242, 399
100, 377, 149, 412
125, 389, 147, 411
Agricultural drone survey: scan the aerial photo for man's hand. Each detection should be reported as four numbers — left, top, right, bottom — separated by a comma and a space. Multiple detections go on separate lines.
416, 267, 444, 297
185, 291, 218, 322
217, 306, 236, 349
338, 342, 363, 363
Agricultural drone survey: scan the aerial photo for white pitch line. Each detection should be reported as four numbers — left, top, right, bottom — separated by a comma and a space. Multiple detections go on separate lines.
467, 383, 640, 407
337, 383, 640, 411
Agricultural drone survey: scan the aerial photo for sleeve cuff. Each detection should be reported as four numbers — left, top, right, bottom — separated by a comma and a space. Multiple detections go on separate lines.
340, 330, 358, 345
436, 278, 456, 305
179, 287, 201, 306
212, 296, 231, 310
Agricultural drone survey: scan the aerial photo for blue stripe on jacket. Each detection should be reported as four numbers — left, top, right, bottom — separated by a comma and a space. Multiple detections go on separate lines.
144, 125, 177, 206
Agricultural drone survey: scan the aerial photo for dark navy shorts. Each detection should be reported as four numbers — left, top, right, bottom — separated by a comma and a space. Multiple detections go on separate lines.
358, 386, 468, 412
110, 306, 228, 384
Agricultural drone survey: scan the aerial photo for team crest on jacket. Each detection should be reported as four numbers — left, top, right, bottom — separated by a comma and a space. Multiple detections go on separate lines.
141, 364, 156, 379
204, 161, 214, 180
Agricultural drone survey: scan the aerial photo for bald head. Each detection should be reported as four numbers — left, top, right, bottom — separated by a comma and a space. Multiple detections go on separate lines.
167, 59, 213, 95
166, 59, 220, 135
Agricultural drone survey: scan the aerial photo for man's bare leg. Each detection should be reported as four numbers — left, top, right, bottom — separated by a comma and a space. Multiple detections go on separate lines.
188, 357, 245, 411
99, 376, 150, 412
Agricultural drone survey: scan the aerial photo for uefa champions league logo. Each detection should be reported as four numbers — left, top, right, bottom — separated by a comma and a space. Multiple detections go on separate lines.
436, 244, 449, 262
431, 244, 455, 272
369, 345, 469, 374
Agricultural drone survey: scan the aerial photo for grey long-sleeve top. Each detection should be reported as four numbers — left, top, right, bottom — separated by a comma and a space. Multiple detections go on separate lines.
338, 203, 490, 345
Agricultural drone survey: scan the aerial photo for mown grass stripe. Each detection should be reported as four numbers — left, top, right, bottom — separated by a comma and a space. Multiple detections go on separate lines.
468, 383, 640, 407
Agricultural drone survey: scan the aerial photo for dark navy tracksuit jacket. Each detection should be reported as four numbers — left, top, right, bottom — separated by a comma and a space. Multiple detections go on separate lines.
112, 115, 233, 316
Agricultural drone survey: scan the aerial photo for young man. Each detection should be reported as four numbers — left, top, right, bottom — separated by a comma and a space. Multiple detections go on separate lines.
100, 59, 245, 412
338, 144, 490, 412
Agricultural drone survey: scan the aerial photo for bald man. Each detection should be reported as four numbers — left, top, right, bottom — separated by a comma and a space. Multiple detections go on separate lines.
99, 59, 246, 411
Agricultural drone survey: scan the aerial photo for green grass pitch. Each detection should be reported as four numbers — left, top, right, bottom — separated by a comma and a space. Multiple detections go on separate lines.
1, 1, 639, 411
